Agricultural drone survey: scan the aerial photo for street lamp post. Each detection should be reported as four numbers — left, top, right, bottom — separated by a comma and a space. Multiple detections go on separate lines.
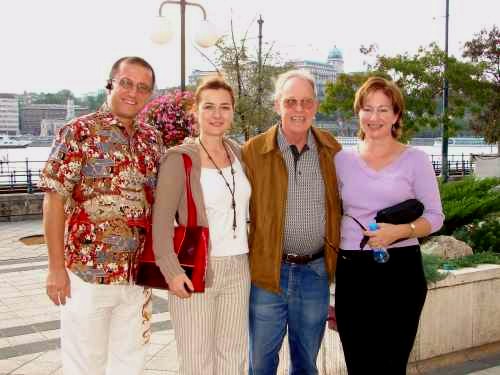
151, 0, 218, 91
441, 0, 450, 182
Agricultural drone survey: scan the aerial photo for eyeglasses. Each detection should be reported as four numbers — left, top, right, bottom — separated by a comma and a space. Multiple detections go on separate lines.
282, 98, 316, 110
359, 106, 394, 117
113, 77, 153, 95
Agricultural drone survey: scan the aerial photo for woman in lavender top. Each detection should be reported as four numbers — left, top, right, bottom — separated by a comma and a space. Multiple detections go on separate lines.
333, 76, 444, 375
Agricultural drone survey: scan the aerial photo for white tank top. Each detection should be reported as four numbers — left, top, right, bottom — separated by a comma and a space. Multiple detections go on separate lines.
200, 156, 251, 256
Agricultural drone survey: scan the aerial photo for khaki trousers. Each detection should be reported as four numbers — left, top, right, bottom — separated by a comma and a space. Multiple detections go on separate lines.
169, 254, 250, 375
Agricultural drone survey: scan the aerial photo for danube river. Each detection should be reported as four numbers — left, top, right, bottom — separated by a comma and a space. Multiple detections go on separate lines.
1, 142, 497, 164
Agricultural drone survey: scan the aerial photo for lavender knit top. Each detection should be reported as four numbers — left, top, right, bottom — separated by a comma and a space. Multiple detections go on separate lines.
334, 147, 444, 251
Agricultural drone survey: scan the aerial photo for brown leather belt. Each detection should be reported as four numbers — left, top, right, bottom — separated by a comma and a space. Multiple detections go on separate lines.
282, 249, 324, 265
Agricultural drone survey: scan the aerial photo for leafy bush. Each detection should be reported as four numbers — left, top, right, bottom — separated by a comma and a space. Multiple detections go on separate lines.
453, 215, 500, 253
438, 177, 500, 234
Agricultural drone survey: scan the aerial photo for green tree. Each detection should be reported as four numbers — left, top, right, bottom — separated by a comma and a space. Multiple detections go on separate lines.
376, 43, 485, 138
462, 25, 500, 149
320, 43, 485, 140
204, 17, 291, 140
320, 71, 378, 127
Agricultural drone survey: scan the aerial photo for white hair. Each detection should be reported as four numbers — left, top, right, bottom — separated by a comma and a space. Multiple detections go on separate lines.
273, 69, 317, 100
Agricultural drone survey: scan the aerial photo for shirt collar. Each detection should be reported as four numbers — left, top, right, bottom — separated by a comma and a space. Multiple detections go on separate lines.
277, 124, 316, 154
98, 102, 138, 132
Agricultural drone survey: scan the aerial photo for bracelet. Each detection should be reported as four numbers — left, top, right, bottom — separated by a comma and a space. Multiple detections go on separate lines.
409, 222, 417, 238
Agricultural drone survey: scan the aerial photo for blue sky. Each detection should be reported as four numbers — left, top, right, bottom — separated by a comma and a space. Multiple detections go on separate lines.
0, 0, 498, 95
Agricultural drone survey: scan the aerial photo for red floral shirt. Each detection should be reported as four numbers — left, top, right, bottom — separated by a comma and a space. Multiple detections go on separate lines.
39, 110, 164, 285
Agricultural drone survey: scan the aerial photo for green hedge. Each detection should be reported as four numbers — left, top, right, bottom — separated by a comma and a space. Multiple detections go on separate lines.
438, 177, 500, 235
453, 215, 500, 253
422, 251, 500, 284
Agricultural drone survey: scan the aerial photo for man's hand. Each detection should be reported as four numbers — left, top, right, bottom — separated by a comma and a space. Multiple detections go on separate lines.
46, 268, 71, 305
169, 273, 194, 299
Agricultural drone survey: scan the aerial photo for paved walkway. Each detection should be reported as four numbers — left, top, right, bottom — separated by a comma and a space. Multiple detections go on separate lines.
0, 219, 499, 375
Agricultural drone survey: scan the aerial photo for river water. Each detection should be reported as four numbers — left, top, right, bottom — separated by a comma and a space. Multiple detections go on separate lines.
0, 143, 497, 164
0, 141, 497, 187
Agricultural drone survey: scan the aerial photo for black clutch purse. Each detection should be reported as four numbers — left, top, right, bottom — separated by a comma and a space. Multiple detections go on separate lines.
374, 199, 424, 225
351, 199, 425, 250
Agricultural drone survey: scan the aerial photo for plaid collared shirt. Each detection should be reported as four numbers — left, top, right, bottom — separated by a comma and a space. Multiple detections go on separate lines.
277, 126, 325, 256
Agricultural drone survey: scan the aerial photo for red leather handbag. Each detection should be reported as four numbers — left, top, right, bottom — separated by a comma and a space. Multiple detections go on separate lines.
133, 154, 209, 291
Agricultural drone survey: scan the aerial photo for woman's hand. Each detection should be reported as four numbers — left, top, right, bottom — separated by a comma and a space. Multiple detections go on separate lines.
327, 305, 338, 331
169, 273, 194, 298
363, 223, 409, 248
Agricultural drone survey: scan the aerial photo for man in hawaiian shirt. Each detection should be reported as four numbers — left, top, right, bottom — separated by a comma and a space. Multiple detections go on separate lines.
39, 56, 164, 375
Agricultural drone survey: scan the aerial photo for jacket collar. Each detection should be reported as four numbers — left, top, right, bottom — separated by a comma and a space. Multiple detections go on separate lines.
259, 123, 340, 154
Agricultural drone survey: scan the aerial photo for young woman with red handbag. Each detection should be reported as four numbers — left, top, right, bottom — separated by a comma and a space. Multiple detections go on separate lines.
152, 76, 251, 375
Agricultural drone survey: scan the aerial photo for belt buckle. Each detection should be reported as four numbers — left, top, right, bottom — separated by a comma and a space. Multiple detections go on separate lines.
284, 253, 307, 264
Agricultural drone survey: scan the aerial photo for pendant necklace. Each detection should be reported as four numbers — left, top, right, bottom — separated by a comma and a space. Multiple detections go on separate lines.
199, 138, 237, 238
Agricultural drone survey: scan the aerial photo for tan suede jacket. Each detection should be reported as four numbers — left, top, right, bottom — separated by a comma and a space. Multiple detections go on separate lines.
152, 137, 242, 285
241, 125, 342, 293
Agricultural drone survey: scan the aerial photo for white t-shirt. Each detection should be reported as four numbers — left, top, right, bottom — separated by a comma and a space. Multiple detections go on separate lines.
200, 156, 251, 256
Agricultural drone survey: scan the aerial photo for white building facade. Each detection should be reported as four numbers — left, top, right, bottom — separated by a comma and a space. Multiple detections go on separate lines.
0, 94, 20, 135
291, 46, 344, 102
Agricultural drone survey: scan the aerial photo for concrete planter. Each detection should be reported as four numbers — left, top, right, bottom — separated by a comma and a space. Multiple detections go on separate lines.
277, 264, 500, 374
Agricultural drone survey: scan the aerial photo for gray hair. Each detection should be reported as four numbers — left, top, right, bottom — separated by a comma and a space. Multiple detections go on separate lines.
273, 69, 317, 100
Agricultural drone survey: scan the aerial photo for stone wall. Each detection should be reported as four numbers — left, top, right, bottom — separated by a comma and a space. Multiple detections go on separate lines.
0, 193, 43, 221
277, 264, 500, 374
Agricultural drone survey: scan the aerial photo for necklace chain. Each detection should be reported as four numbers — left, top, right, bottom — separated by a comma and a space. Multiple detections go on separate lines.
199, 139, 237, 237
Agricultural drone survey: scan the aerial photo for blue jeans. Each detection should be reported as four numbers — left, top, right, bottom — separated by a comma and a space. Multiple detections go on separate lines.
249, 257, 330, 375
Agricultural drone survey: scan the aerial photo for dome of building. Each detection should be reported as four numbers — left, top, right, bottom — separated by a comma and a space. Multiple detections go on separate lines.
328, 46, 343, 59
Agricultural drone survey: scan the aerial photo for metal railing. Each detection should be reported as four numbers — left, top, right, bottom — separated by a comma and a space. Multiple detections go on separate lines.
0, 159, 45, 194
0, 154, 478, 194
428, 154, 475, 177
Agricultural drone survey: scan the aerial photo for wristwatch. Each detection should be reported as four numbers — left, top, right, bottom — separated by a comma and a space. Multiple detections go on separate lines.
409, 222, 417, 237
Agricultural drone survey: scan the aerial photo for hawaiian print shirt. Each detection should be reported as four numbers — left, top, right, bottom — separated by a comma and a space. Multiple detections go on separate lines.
39, 109, 164, 285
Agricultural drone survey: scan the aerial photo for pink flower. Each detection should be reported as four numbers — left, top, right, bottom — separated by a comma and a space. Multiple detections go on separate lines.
138, 90, 196, 149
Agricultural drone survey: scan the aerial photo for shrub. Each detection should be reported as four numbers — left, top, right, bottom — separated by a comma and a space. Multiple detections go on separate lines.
438, 177, 500, 235
453, 215, 500, 253
422, 254, 448, 284
422, 251, 500, 284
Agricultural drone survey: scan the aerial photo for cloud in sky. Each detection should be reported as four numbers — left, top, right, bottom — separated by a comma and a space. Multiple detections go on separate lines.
0, 0, 498, 95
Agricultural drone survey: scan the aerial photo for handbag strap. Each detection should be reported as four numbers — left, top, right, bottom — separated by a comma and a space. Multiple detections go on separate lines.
344, 213, 408, 250
181, 154, 197, 227
344, 214, 369, 250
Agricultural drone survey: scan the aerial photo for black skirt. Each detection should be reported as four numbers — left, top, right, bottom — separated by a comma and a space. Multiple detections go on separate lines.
335, 245, 427, 375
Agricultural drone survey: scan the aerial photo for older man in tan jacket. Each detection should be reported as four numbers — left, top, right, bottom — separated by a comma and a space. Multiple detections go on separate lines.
242, 69, 342, 375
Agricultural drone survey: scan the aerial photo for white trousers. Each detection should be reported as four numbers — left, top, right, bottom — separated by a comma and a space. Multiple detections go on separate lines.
61, 271, 151, 375
169, 254, 251, 375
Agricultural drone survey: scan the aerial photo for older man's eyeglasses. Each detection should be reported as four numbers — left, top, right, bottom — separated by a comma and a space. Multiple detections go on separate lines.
113, 77, 153, 95
282, 98, 316, 110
